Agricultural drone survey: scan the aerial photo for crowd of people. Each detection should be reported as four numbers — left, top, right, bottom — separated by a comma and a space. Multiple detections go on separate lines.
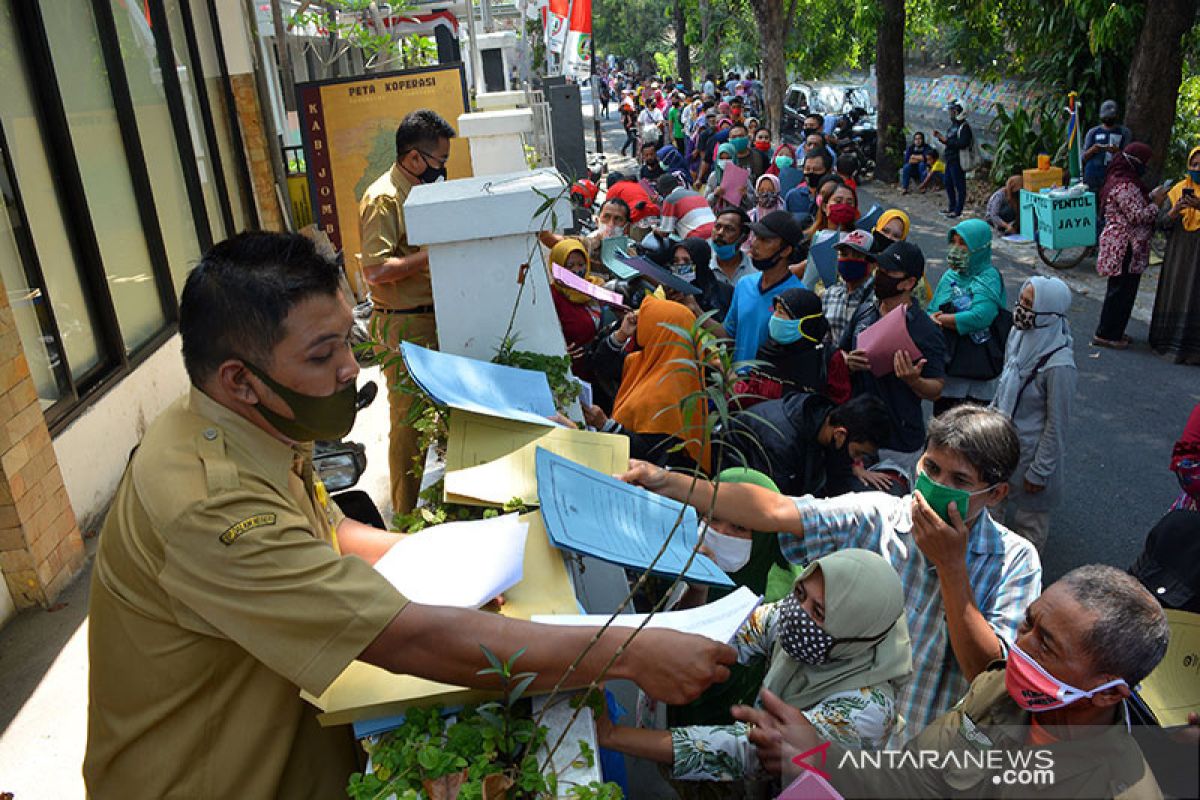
540, 79, 1198, 794
78, 94, 1198, 799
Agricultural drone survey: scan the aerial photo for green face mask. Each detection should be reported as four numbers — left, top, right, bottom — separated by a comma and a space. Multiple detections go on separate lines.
946, 246, 970, 272
244, 361, 358, 442
914, 470, 995, 525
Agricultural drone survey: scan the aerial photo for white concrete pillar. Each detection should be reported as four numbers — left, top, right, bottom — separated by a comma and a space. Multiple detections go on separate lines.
457, 109, 534, 176
404, 169, 570, 360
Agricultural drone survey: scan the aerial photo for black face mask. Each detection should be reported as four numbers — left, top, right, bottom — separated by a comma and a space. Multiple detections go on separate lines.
873, 272, 910, 300
413, 151, 447, 184
804, 172, 824, 187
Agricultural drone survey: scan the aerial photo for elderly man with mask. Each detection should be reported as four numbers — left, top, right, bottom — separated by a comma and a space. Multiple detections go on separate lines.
737, 564, 1170, 800
622, 404, 1042, 737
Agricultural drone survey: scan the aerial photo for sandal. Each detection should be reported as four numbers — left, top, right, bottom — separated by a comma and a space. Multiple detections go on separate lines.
1091, 335, 1129, 350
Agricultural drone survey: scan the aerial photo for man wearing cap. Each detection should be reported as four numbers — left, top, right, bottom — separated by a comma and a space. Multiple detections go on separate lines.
1083, 100, 1134, 194
823, 228, 877, 345
708, 210, 807, 364
841, 240, 945, 483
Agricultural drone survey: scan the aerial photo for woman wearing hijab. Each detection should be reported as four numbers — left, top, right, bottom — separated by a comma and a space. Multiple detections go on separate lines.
669, 469, 796, 728
749, 174, 784, 223
930, 218, 1007, 413
666, 237, 734, 322
548, 240, 603, 379
746, 288, 849, 404
585, 295, 710, 471
1167, 402, 1200, 512
597, 549, 912, 779
1093, 141, 1169, 349
990, 276, 1076, 551
657, 144, 690, 177
1149, 145, 1200, 364
765, 143, 797, 177
984, 175, 1024, 235
706, 142, 753, 212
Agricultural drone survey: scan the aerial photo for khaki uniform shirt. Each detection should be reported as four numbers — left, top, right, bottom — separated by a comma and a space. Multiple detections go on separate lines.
826, 663, 1162, 799
358, 164, 433, 311
84, 388, 407, 799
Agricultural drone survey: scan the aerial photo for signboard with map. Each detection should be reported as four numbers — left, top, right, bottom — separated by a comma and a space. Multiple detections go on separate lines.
296, 64, 471, 295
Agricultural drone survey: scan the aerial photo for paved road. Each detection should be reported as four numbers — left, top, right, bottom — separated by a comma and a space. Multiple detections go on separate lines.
586, 102, 1200, 585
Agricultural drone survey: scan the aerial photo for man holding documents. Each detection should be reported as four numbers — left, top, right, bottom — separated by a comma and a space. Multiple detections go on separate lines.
841, 240, 945, 485
83, 233, 736, 799
621, 403, 1042, 736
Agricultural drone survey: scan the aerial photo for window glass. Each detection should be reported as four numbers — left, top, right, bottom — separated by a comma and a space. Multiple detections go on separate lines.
188, 0, 252, 231
163, 0, 227, 245
109, 0, 203, 298
40, 0, 167, 353
0, 4, 103, 381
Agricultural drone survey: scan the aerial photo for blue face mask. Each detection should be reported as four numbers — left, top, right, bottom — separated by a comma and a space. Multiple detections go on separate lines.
768, 314, 802, 344
731, 136, 750, 154
712, 241, 738, 261
1188, 169, 1200, 184
775, 155, 795, 170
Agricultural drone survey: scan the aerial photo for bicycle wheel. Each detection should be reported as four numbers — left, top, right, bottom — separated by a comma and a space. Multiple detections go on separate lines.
1036, 242, 1089, 270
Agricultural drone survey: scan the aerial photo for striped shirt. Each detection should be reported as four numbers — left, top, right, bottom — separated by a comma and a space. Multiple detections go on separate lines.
779, 491, 1042, 735
660, 187, 716, 240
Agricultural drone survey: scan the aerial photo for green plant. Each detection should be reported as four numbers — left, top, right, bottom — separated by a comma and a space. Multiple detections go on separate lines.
983, 103, 1062, 185
347, 648, 622, 800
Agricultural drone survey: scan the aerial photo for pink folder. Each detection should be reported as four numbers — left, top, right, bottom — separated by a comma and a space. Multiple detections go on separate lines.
720, 163, 750, 207
777, 771, 843, 800
855, 304, 924, 377
551, 264, 629, 310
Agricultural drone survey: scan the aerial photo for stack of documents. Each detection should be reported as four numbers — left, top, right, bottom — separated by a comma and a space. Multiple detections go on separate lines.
443, 412, 629, 507
536, 448, 734, 587
372, 513, 529, 608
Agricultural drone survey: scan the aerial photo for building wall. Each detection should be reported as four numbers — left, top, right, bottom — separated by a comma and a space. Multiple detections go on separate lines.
52, 337, 189, 533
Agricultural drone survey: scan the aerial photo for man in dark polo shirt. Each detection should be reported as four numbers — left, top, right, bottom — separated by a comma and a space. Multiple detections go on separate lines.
841, 240, 945, 485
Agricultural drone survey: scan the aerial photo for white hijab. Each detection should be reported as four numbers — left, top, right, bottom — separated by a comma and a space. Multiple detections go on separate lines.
992, 276, 1075, 416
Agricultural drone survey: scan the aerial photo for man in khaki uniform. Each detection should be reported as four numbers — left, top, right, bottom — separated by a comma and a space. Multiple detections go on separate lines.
734, 565, 1171, 799
84, 232, 736, 799
359, 109, 455, 518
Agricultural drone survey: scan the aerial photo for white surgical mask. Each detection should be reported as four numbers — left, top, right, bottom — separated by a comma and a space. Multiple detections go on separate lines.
701, 525, 753, 572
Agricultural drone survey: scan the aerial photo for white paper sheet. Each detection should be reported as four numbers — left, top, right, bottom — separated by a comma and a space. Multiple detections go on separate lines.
373, 514, 529, 608
531, 585, 761, 643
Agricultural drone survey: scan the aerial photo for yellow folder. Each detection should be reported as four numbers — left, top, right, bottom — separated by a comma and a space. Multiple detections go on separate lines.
443, 411, 630, 507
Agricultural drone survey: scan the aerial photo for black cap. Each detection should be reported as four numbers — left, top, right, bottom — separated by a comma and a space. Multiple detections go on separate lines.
749, 210, 805, 248
876, 240, 925, 278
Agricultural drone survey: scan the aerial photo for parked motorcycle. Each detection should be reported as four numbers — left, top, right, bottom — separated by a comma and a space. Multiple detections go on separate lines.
313, 381, 387, 529
832, 107, 877, 181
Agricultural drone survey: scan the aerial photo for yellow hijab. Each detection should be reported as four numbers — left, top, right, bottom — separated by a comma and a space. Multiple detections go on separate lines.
1167, 146, 1200, 233
873, 209, 910, 239
611, 295, 710, 470
549, 239, 602, 304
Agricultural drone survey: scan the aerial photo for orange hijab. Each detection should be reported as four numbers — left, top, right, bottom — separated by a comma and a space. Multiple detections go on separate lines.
611, 295, 710, 470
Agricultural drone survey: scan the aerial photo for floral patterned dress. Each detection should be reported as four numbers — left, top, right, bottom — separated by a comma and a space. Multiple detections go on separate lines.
669, 602, 900, 781
1096, 181, 1159, 277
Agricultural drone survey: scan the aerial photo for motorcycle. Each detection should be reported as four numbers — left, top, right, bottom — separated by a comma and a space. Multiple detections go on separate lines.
832, 108, 877, 181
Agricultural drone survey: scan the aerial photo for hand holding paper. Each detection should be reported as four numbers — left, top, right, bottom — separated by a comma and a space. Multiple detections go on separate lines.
855, 305, 923, 377
533, 587, 760, 643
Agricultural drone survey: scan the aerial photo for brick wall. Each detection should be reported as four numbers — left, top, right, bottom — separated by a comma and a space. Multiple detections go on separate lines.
230, 72, 286, 231
0, 280, 85, 609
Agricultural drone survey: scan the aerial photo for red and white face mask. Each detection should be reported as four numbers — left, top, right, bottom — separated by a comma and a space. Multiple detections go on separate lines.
1005, 643, 1127, 712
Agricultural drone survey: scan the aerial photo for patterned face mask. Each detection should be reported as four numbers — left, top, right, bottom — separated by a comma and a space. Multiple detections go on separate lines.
776, 592, 835, 664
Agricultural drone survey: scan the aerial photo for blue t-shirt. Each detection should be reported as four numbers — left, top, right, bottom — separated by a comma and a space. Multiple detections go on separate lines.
725, 270, 805, 363
1083, 124, 1133, 182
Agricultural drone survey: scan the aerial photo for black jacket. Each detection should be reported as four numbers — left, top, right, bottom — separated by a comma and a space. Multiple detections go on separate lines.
715, 392, 839, 497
